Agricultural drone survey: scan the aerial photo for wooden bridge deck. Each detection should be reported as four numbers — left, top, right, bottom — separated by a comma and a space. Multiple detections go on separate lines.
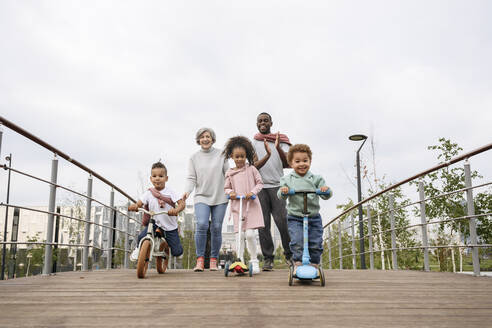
0, 269, 491, 327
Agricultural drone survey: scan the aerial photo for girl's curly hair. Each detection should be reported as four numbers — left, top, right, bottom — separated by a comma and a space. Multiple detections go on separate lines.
222, 136, 256, 164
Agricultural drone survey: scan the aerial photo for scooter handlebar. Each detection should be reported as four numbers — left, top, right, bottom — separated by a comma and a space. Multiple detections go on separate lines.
227, 194, 257, 200
282, 188, 332, 197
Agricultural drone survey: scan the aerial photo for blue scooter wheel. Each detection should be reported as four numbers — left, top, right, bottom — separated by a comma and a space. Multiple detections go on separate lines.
248, 262, 253, 277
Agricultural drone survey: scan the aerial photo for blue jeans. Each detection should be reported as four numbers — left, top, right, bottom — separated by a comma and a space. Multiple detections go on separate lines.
194, 202, 228, 258
137, 226, 183, 257
287, 214, 323, 264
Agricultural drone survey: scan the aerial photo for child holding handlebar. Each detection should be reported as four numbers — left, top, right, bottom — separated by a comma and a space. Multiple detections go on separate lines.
128, 161, 185, 260
278, 144, 331, 273
223, 136, 265, 274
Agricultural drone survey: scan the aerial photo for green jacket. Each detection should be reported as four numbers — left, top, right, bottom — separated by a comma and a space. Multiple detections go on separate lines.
277, 171, 331, 217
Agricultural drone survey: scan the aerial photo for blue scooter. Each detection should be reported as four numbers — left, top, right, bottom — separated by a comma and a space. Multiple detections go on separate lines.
282, 188, 332, 287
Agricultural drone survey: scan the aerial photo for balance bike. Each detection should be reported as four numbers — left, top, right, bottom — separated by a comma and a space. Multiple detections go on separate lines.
224, 195, 256, 278
135, 208, 170, 279
282, 189, 332, 287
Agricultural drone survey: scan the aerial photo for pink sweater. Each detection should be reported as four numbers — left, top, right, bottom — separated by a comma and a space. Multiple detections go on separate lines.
224, 164, 265, 232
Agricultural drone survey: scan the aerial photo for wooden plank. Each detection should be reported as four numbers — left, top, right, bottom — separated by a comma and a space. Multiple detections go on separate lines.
0, 269, 491, 327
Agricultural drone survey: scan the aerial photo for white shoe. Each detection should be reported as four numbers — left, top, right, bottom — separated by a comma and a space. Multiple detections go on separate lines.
251, 260, 260, 274
130, 247, 139, 261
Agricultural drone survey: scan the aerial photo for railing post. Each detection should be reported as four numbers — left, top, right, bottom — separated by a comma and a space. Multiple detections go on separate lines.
338, 220, 343, 270
464, 160, 480, 276
351, 214, 356, 269
124, 201, 130, 269
418, 180, 430, 271
82, 175, 93, 271
327, 226, 332, 269
43, 155, 58, 275
377, 213, 385, 270
389, 194, 398, 270
107, 189, 114, 270
367, 206, 374, 270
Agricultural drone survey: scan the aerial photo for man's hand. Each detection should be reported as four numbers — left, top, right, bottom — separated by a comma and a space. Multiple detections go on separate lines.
263, 139, 271, 156
280, 187, 289, 195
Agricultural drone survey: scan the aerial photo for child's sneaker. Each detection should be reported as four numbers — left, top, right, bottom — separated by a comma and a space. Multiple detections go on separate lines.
251, 260, 260, 274
194, 256, 204, 272
130, 247, 139, 261
210, 258, 218, 271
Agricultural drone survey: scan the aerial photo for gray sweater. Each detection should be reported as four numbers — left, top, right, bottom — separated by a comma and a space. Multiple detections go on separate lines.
185, 147, 229, 206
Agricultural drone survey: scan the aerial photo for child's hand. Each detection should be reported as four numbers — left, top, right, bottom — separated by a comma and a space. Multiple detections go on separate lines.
245, 192, 254, 199
280, 187, 289, 195
229, 192, 237, 200
128, 204, 138, 212
168, 208, 178, 216
320, 186, 329, 193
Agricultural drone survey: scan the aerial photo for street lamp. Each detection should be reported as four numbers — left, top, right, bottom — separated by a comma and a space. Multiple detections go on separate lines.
349, 134, 368, 269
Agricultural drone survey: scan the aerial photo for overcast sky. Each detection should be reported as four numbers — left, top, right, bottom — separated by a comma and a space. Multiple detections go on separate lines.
1, 1, 491, 222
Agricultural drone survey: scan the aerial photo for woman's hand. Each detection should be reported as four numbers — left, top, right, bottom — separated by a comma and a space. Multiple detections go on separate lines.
229, 192, 237, 200
246, 192, 254, 199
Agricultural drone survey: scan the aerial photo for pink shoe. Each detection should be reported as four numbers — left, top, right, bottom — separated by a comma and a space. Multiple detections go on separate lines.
210, 258, 218, 271
194, 256, 204, 272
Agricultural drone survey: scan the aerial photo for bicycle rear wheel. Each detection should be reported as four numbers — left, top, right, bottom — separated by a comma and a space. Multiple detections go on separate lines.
137, 240, 151, 279
156, 240, 170, 274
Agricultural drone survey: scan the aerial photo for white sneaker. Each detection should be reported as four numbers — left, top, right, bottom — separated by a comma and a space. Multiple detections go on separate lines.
130, 247, 139, 261
251, 260, 260, 274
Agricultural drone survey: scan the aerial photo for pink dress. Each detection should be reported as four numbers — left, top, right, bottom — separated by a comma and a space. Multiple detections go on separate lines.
224, 164, 265, 232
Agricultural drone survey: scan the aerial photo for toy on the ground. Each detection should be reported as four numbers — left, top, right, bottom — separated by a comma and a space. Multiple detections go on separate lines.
135, 208, 170, 279
224, 195, 256, 278
282, 189, 331, 287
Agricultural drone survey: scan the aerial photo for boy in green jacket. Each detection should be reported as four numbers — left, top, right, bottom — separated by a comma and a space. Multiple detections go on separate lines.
278, 144, 332, 272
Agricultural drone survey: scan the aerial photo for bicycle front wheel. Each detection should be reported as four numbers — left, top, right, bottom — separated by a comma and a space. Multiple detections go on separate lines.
137, 240, 151, 279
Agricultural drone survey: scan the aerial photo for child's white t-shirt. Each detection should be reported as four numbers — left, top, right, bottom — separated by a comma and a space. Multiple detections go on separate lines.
139, 187, 180, 231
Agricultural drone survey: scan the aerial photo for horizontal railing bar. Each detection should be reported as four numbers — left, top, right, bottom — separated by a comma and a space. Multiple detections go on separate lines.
324, 142, 492, 228
0, 203, 133, 236
0, 115, 136, 203
373, 181, 492, 219
1, 165, 140, 224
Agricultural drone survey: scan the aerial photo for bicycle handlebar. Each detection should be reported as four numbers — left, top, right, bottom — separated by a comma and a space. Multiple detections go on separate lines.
137, 208, 169, 216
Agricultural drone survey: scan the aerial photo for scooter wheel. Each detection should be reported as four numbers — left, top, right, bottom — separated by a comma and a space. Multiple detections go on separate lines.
248, 262, 253, 277
224, 261, 230, 277
288, 265, 294, 286
319, 267, 325, 287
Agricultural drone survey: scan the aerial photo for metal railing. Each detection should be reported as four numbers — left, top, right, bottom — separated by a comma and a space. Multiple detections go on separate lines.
323, 142, 492, 276
0, 115, 141, 279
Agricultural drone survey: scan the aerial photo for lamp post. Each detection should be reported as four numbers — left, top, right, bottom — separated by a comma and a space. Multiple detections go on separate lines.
349, 134, 368, 269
